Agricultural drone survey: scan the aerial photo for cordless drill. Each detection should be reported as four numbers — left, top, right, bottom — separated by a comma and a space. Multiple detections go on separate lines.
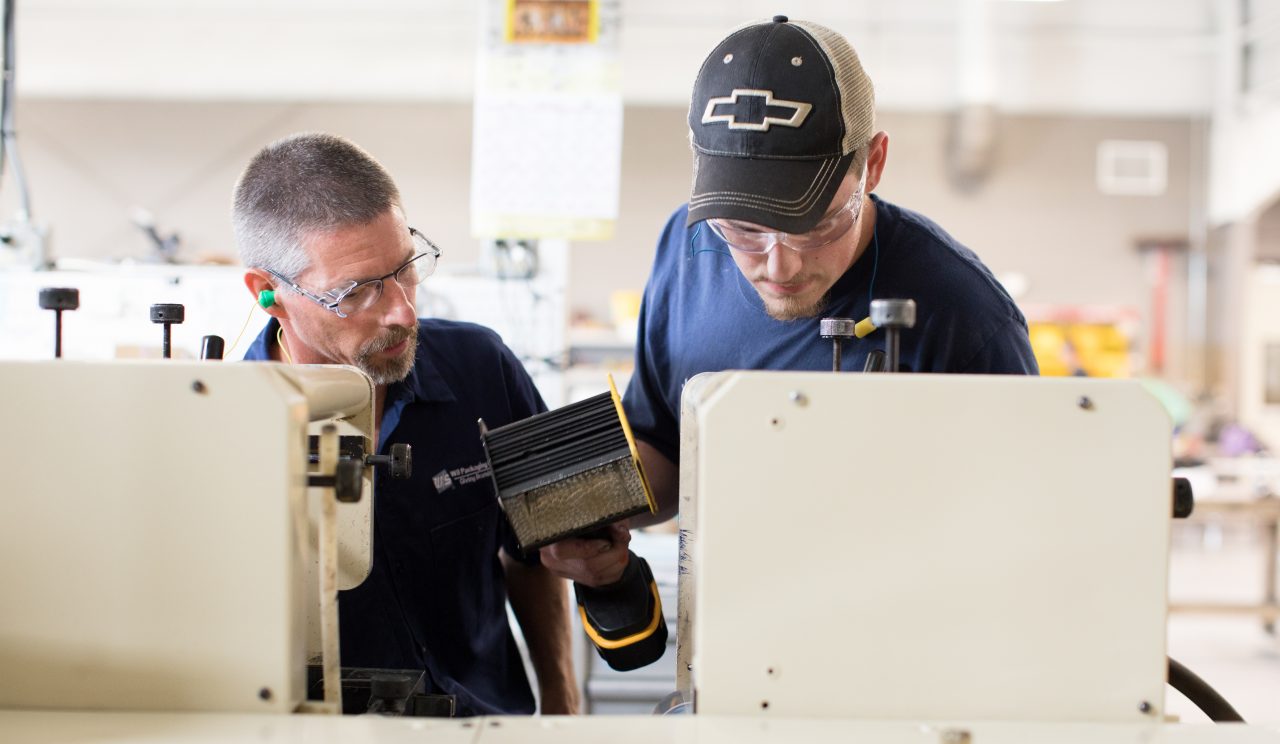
479, 378, 668, 671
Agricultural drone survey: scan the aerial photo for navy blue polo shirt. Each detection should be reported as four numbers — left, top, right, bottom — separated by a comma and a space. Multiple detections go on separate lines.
624, 196, 1040, 466
245, 317, 544, 716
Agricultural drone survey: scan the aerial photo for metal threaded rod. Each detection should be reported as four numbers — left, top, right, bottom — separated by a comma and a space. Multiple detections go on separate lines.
149, 304, 184, 360
886, 328, 900, 373
819, 318, 859, 373
39, 287, 79, 359
869, 299, 917, 375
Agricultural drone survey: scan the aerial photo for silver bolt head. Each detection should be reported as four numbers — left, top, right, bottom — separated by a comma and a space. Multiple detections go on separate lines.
870, 299, 916, 329
820, 317, 858, 339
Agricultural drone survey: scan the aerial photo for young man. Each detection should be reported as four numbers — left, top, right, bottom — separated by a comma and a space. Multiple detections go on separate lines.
235, 133, 577, 715
544, 17, 1039, 587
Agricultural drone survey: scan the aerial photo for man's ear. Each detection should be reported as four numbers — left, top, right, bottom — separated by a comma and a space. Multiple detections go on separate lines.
864, 131, 889, 194
243, 269, 286, 319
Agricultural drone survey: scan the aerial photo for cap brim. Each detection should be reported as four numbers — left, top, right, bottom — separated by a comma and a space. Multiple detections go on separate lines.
687, 150, 855, 234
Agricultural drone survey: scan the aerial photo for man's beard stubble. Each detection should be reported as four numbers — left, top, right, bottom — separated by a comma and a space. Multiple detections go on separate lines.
762, 291, 830, 321
749, 273, 831, 321
355, 324, 417, 385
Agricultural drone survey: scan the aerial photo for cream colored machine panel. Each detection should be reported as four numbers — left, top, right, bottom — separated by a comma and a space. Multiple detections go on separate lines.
1, 711, 1279, 743
687, 373, 1172, 722
276, 364, 377, 592
0, 361, 373, 713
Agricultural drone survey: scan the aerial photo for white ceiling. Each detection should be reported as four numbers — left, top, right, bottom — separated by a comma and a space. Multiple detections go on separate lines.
14, 0, 1221, 115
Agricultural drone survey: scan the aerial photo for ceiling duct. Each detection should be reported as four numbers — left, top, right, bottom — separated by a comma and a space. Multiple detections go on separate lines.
946, 0, 999, 193
947, 103, 999, 193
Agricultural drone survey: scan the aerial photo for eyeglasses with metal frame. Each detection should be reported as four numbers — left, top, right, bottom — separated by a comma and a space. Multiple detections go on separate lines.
266, 228, 442, 319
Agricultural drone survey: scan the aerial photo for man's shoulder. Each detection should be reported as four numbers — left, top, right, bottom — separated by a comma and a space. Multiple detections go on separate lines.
649, 202, 735, 283
417, 317, 504, 348
877, 197, 1022, 319
241, 318, 278, 361
413, 318, 511, 376
654, 203, 693, 259
878, 198, 972, 260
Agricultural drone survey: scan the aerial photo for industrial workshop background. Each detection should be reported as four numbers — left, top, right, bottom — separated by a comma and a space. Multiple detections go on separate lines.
0, 0, 1278, 724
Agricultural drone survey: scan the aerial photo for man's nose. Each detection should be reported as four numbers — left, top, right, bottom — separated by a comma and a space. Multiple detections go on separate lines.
765, 237, 803, 281
380, 280, 417, 328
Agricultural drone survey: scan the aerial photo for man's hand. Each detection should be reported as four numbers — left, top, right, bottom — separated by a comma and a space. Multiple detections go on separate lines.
541, 521, 632, 588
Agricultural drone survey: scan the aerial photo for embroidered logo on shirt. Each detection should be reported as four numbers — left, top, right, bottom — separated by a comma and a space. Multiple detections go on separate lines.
431, 462, 492, 494
432, 470, 455, 492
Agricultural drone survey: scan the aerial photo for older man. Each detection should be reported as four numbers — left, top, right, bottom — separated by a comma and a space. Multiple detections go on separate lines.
235, 132, 577, 715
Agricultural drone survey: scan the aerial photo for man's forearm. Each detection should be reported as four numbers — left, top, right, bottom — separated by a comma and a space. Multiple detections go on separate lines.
501, 554, 580, 714
629, 440, 678, 527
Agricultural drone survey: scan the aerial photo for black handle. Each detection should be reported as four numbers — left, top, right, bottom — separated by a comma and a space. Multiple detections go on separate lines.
1172, 476, 1194, 519
575, 551, 668, 671
40, 287, 79, 359
150, 303, 184, 359
366, 443, 412, 479
201, 335, 225, 360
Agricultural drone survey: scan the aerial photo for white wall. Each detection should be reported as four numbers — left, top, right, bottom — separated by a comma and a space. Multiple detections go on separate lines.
0, 100, 481, 268
1207, 0, 1280, 224
1208, 105, 1280, 226
0, 99, 1201, 378
1241, 264, 1280, 450
14, 0, 1216, 115
1198, 0, 1280, 416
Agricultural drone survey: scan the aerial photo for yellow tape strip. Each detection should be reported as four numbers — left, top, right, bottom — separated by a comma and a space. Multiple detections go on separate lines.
608, 373, 656, 514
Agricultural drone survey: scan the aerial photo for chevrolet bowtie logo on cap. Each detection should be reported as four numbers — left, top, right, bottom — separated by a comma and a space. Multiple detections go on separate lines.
686, 17, 876, 233
701, 88, 813, 132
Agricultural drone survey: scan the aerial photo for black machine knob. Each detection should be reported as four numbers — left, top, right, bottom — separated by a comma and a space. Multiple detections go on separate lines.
39, 287, 79, 311
150, 303, 185, 359
307, 459, 364, 503
334, 459, 363, 503
201, 335, 225, 360
149, 303, 185, 324
1172, 476, 1195, 519
39, 287, 80, 359
366, 443, 412, 479
369, 673, 417, 703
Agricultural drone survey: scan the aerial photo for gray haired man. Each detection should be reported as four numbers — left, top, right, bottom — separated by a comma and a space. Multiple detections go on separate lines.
237, 133, 578, 715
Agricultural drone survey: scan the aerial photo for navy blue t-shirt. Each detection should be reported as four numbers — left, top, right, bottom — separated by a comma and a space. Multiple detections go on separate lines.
624, 196, 1040, 465
245, 318, 543, 716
